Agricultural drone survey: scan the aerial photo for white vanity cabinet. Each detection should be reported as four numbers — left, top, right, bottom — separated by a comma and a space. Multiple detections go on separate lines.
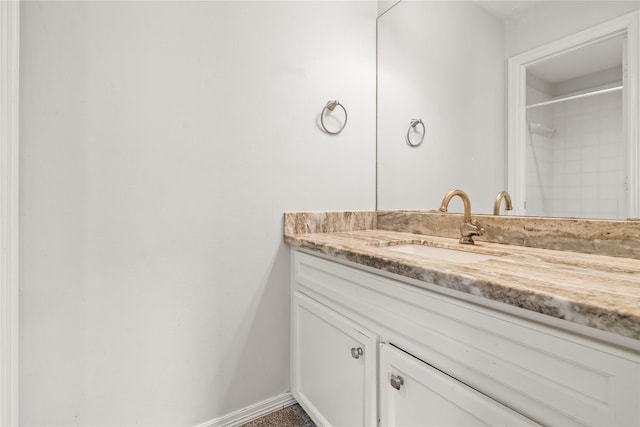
291, 249, 640, 427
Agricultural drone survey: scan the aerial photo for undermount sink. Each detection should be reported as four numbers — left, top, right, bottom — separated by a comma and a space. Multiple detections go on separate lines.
383, 244, 498, 264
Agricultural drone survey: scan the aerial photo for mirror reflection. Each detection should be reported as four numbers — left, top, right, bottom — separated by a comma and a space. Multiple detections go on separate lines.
377, 0, 640, 219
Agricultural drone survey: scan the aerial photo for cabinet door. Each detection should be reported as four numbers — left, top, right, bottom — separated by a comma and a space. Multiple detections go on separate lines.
292, 292, 377, 427
379, 343, 540, 427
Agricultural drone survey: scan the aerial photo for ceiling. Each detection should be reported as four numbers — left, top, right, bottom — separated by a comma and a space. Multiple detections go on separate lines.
474, 1, 624, 84
528, 34, 624, 84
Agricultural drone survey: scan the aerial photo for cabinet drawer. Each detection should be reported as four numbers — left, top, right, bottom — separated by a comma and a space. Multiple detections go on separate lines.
293, 250, 640, 426
379, 342, 539, 426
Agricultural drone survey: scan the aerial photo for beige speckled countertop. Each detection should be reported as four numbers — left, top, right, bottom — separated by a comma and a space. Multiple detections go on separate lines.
284, 211, 640, 342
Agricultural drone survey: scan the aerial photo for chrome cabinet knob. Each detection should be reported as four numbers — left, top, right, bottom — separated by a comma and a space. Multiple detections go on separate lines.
351, 347, 363, 359
390, 374, 404, 390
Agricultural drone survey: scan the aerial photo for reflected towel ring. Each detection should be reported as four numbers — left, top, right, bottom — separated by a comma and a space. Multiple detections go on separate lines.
406, 119, 425, 146
320, 100, 348, 135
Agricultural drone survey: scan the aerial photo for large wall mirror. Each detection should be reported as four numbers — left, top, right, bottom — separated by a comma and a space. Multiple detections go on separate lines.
377, 0, 640, 219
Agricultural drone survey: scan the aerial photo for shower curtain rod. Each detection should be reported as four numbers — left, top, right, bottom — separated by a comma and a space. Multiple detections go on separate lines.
526, 85, 623, 109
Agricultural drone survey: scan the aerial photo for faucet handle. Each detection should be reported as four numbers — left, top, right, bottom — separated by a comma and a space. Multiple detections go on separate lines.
470, 218, 484, 236
459, 218, 484, 244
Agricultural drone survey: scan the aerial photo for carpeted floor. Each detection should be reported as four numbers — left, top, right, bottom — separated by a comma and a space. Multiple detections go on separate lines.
240, 403, 316, 427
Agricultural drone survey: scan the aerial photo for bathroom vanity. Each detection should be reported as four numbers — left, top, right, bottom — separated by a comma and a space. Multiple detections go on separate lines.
285, 211, 640, 426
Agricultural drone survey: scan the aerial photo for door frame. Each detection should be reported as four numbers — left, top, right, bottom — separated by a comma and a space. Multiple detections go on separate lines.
507, 11, 640, 218
1, 1, 20, 426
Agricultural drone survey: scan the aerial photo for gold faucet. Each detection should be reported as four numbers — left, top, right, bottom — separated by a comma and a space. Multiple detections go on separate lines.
438, 189, 484, 244
493, 191, 513, 215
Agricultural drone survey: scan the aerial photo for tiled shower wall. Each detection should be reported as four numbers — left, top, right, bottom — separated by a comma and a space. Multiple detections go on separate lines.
526, 87, 555, 217
551, 90, 625, 219
526, 89, 625, 219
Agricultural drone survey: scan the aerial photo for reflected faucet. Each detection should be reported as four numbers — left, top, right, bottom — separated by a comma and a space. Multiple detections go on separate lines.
493, 191, 513, 215
438, 189, 484, 244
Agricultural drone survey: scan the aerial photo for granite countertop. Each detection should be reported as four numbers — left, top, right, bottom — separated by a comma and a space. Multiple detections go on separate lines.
285, 227, 640, 342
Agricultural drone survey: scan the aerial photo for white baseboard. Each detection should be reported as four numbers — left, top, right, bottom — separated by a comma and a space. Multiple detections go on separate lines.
195, 393, 297, 427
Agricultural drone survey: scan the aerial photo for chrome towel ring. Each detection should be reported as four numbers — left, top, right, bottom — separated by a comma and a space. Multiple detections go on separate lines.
320, 100, 348, 135
406, 119, 425, 146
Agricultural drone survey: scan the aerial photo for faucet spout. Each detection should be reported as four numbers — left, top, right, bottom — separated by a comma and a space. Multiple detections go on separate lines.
439, 189, 472, 221
438, 189, 484, 244
493, 191, 513, 215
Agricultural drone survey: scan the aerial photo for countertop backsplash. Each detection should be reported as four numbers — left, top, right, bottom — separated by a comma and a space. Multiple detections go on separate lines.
285, 210, 640, 260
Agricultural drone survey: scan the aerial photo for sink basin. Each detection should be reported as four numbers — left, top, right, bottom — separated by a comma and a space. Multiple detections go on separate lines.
383, 244, 497, 264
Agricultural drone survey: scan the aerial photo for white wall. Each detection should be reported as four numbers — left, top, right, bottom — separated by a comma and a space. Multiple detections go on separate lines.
377, 1, 505, 214
19, 1, 376, 425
